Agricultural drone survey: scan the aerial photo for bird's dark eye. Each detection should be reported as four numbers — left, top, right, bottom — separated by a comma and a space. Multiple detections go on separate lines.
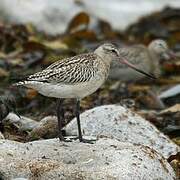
158, 43, 166, 49
111, 49, 118, 55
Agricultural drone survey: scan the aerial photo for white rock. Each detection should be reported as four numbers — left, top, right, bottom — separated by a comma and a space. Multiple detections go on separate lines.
4, 113, 39, 131
65, 105, 179, 158
159, 85, 180, 99
0, 138, 176, 179
0, 131, 4, 139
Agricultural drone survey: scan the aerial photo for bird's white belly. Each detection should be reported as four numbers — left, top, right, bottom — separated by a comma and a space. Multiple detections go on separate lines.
25, 78, 105, 99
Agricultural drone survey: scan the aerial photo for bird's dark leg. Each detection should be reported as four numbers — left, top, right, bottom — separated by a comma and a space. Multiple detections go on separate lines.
56, 98, 65, 141
75, 99, 95, 144
75, 99, 83, 142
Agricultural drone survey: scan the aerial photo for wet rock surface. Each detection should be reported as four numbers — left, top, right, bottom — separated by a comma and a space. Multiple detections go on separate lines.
0, 138, 176, 180
65, 105, 180, 158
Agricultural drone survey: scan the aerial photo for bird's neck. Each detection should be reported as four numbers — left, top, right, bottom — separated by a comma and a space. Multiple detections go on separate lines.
148, 45, 161, 77
94, 51, 111, 79
98, 54, 111, 72
94, 50, 112, 67
148, 43, 160, 60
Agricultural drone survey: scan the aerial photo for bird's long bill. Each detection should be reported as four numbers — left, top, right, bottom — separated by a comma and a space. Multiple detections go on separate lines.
167, 50, 177, 60
120, 58, 156, 79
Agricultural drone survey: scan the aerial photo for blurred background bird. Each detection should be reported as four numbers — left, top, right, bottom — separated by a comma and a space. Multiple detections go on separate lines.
109, 39, 176, 81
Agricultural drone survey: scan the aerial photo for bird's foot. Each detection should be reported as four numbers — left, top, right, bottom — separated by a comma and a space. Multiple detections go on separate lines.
58, 134, 96, 144
63, 139, 73, 142
58, 136, 73, 142
79, 138, 96, 144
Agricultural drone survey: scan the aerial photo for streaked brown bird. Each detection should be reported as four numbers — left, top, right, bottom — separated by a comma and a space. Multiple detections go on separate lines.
16, 43, 155, 143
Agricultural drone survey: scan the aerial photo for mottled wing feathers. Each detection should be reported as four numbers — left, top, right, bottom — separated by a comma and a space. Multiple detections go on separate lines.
27, 53, 100, 84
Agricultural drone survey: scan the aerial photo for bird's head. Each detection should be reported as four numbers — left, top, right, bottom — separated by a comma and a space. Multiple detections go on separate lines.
95, 43, 156, 79
95, 43, 120, 60
148, 39, 176, 60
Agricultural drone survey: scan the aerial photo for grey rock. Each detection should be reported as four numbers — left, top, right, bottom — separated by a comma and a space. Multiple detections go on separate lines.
0, 138, 176, 179
4, 113, 39, 132
65, 105, 180, 158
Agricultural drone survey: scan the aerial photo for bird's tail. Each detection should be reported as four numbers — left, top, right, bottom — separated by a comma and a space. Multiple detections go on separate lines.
13, 81, 44, 87
10, 74, 29, 86
13, 81, 26, 86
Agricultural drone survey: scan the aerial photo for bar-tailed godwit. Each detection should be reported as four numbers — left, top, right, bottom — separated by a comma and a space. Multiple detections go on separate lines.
109, 39, 176, 81
16, 43, 156, 143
